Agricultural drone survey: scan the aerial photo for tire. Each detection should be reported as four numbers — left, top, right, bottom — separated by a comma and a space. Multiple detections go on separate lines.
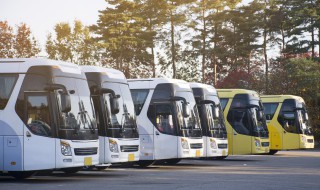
215, 156, 228, 160
164, 159, 181, 165
9, 171, 36, 179
62, 167, 81, 174
268, 150, 278, 155
137, 160, 154, 168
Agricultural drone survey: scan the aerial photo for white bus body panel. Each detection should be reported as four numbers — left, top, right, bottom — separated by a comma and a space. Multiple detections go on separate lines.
203, 137, 228, 157
154, 131, 178, 160
183, 138, 204, 158
55, 140, 99, 168
100, 137, 139, 164
24, 132, 55, 170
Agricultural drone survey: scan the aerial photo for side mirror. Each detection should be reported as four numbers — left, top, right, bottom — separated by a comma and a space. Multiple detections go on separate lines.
212, 106, 220, 119
256, 110, 263, 121
60, 93, 71, 113
182, 103, 190, 118
110, 97, 120, 114
303, 112, 309, 122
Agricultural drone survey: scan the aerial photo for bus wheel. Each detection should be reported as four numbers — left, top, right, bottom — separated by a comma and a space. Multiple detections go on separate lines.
62, 167, 81, 174
137, 160, 154, 168
215, 156, 228, 160
164, 159, 181, 165
268, 150, 278, 155
10, 171, 36, 179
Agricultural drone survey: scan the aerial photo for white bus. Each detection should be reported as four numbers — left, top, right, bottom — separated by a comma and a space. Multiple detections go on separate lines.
128, 78, 204, 167
0, 58, 99, 179
189, 83, 228, 159
81, 66, 139, 166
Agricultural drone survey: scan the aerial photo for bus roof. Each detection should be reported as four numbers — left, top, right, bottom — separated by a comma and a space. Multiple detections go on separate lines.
128, 78, 191, 91
0, 58, 81, 74
260, 95, 305, 103
81, 65, 126, 80
217, 89, 259, 98
189, 82, 217, 95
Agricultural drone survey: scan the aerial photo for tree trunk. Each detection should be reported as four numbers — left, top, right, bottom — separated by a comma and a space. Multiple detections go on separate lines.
264, 28, 268, 94
170, 9, 176, 78
201, 2, 206, 83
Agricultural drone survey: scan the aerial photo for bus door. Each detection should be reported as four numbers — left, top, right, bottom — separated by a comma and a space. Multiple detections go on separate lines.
227, 109, 252, 154
23, 92, 56, 170
150, 103, 178, 160
281, 111, 300, 149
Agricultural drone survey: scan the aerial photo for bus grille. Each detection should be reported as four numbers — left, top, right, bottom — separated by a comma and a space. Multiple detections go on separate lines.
120, 145, 139, 152
190, 143, 203, 149
74, 147, 98, 156
307, 139, 314, 143
218, 143, 228, 149
261, 142, 269, 147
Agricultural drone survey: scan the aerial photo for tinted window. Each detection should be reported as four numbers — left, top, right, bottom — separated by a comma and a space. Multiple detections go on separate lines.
148, 103, 176, 135
130, 89, 149, 115
220, 98, 228, 111
227, 109, 251, 135
263, 103, 279, 120
26, 94, 52, 137
277, 99, 300, 134
0, 74, 18, 109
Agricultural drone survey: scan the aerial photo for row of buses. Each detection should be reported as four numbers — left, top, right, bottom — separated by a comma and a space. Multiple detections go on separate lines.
0, 59, 315, 179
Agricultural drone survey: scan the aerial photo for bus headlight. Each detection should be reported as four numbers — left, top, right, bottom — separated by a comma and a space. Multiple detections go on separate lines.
255, 139, 261, 147
301, 136, 306, 143
109, 139, 119, 153
210, 138, 217, 149
61, 140, 72, 156
181, 138, 189, 149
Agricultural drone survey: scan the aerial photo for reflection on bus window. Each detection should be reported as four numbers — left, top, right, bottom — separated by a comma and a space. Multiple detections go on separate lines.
26, 95, 52, 137
155, 104, 175, 135
227, 109, 251, 135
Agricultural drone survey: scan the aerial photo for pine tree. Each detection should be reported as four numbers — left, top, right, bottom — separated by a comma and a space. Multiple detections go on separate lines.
92, 0, 152, 78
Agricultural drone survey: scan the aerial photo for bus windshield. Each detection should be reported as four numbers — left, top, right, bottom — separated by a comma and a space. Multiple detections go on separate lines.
102, 82, 138, 138
56, 78, 97, 134
176, 91, 202, 138
205, 95, 227, 138
297, 104, 313, 135
228, 94, 268, 138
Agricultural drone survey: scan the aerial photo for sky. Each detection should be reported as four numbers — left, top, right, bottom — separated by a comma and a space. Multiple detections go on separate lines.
0, 0, 106, 55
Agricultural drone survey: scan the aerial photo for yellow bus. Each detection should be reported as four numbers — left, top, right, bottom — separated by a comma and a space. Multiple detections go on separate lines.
217, 89, 270, 155
261, 95, 314, 155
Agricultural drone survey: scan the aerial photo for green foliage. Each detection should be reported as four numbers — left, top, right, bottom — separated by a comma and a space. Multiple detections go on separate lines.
46, 20, 99, 65
92, 0, 152, 78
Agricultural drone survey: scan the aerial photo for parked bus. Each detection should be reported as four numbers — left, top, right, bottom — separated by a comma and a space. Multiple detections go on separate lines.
128, 78, 203, 167
189, 83, 228, 159
81, 66, 139, 165
217, 89, 269, 155
261, 95, 314, 155
0, 58, 99, 179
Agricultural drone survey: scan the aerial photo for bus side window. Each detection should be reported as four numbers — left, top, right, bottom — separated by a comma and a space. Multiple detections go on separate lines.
26, 95, 52, 137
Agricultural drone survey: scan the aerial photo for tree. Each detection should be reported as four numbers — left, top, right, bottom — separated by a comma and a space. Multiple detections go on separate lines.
157, 0, 195, 78
136, 0, 167, 77
46, 20, 99, 65
0, 21, 15, 58
92, 0, 152, 78
14, 23, 40, 58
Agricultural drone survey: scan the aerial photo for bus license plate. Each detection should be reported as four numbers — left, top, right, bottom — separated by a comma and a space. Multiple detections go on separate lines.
128, 154, 134, 161
84, 157, 92, 166
196, 150, 201, 157
222, 150, 227, 156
